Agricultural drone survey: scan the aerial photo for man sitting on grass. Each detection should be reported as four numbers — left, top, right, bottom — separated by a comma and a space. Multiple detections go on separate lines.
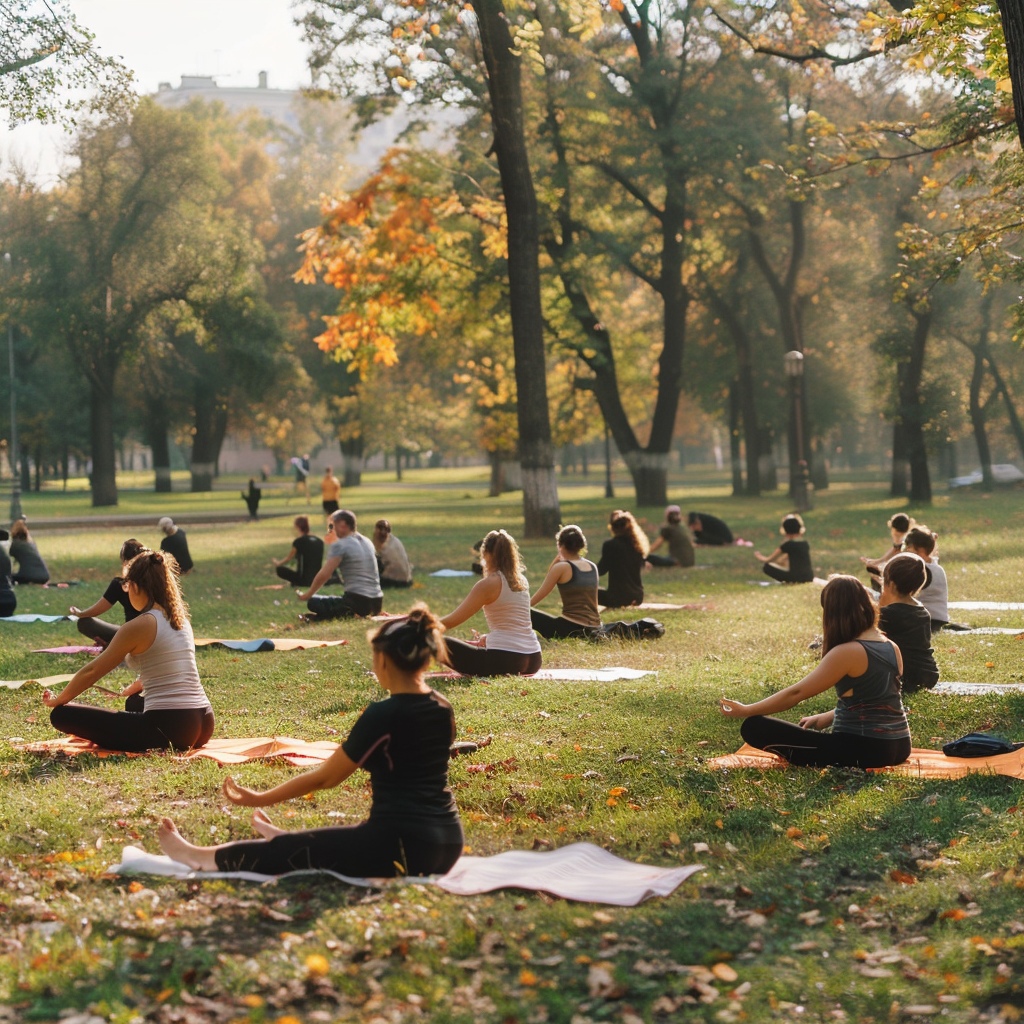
297, 509, 383, 621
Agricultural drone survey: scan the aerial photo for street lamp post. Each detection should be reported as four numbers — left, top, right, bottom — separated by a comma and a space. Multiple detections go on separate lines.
784, 350, 811, 513
4, 253, 22, 522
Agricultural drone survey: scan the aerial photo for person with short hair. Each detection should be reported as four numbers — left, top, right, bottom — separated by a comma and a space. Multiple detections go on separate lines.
273, 516, 324, 588
156, 605, 463, 879
9, 519, 50, 584
878, 553, 939, 691
298, 509, 383, 620
720, 575, 911, 769
596, 510, 648, 608
158, 517, 193, 575
687, 511, 733, 546
42, 550, 214, 752
530, 525, 603, 640
646, 505, 696, 568
373, 519, 413, 588
70, 538, 150, 648
902, 525, 948, 632
321, 466, 342, 516
861, 512, 915, 591
755, 514, 814, 584
439, 530, 542, 676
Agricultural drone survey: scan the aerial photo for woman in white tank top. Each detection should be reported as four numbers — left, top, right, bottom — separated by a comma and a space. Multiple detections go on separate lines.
439, 530, 542, 677
43, 550, 214, 751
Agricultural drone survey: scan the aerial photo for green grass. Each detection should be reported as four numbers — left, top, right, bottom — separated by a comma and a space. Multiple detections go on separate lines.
2, 473, 1024, 1023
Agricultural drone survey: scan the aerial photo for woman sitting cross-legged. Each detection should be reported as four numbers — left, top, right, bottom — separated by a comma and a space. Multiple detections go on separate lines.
42, 550, 214, 752
70, 537, 149, 649
719, 574, 911, 769
597, 510, 647, 609
438, 529, 542, 676
157, 606, 464, 879
530, 525, 604, 640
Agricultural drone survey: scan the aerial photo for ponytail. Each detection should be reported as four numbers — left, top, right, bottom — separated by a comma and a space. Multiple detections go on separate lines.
123, 550, 190, 630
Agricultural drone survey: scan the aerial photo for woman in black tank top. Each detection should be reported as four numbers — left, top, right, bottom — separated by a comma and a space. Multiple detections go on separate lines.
719, 575, 911, 768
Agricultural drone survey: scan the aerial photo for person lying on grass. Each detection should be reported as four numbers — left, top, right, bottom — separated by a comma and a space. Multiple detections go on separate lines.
719, 574, 911, 769
42, 550, 214, 753
158, 605, 464, 878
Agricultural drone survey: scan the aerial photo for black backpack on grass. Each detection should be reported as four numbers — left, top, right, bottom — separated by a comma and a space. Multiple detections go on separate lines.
942, 732, 1024, 758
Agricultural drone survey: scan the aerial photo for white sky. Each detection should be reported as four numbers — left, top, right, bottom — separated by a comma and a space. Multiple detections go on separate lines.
1, 0, 312, 183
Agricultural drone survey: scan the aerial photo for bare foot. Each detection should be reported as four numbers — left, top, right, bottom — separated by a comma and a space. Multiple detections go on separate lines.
251, 808, 286, 839
157, 817, 218, 871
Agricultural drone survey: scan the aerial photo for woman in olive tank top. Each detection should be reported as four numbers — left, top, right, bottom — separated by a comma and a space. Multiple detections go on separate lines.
530, 525, 603, 640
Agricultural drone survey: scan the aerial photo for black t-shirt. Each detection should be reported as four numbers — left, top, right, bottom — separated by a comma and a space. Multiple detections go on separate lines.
293, 534, 324, 587
0, 549, 13, 595
780, 538, 813, 582
101, 577, 143, 622
160, 530, 193, 574
596, 535, 645, 607
879, 602, 939, 691
342, 691, 459, 824
692, 513, 733, 545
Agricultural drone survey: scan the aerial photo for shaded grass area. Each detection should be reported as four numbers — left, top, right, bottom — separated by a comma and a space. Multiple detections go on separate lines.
1, 477, 1024, 1023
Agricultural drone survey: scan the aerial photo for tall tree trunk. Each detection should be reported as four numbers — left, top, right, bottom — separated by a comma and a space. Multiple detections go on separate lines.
729, 382, 744, 496
890, 422, 909, 498
146, 402, 173, 493
488, 451, 505, 498
985, 350, 1024, 463
395, 444, 403, 482
89, 375, 118, 506
901, 309, 932, 504
190, 386, 218, 493
340, 436, 363, 487
968, 303, 994, 490
473, 0, 560, 537
996, 0, 1024, 150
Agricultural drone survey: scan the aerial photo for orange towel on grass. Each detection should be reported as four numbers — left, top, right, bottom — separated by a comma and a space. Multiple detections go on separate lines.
708, 742, 1024, 780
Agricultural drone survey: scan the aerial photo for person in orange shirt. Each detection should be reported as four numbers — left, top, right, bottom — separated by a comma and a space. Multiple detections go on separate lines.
321, 466, 342, 515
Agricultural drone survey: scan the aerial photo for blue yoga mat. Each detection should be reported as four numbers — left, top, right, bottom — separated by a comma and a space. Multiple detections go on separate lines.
201, 638, 276, 653
1, 613, 73, 623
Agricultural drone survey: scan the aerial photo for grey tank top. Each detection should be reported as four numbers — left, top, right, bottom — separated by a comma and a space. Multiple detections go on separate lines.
126, 610, 210, 711
556, 559, 601, 627
832, 639, 909, 740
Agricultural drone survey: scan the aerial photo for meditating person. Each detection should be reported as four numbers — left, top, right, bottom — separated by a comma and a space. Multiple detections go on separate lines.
241, 478, 262, 520
298, 509, 383, 620
755, 514, 814, 584
70, 538, 149, 648
41, 550, 214, 752
373, 519, 413, 588
902, 525, 949, 632
720, 574, 911, 769
158, 517, 194, 575
687, 511, 733, 546
646, 505, 696, 568
157, 606, 464, 878
273, 515, 324, 588
530, 525, 603, 640
439, 529, 542, 676
9, 519, 50, 584
597, 510, 647, 608
0, 528, 15, 617
861, 512, 914, 591
877, 553, 939, 692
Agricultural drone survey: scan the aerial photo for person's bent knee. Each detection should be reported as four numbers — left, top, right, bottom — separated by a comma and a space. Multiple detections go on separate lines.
740, 715, 769, 746
50, 705, 73, 732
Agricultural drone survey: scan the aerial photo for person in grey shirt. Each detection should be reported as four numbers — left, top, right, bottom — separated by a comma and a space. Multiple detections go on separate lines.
297, 509, 383, 621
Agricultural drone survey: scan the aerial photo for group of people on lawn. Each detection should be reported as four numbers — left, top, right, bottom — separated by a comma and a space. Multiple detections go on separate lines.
21, 502, 950, 878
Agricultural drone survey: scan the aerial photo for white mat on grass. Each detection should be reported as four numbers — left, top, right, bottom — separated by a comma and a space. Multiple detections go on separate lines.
112, 842, 701, 905
949, 601, 1024, 611
931, 681, 1024, 695
951, 627, 1024, 636
529, 667, 655, 682
430, 569, 476, 578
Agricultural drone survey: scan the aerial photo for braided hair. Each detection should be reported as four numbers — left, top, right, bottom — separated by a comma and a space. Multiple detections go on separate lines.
370, 604, 446, 674
123, 550, 190, 631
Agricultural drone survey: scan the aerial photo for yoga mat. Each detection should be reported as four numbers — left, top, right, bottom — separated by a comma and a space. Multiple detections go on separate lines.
951, 627, 1024, 636
708, 742, 1024, 779
110, 842, 702, 905
932, 681, 1024, 695
254, 584, 287, 591
0, 673, 74, 691
13, 736, 148, 759
193, 638, 348, 652
430, 569, 476, 577
1, 613, 73, 623
32, 645, 102, 655
597, 602, 709, 612
949, 601, 1024, 611
426, 667, 656, 682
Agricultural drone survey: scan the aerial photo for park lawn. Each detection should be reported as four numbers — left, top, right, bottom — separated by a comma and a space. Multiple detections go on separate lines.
1, 477, 1023, 1024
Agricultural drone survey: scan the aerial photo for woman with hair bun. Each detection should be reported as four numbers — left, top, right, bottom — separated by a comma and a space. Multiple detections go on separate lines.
438, 530, 542, 676
41, 550, 214, 752
596, 510, 648, 608
157, 605, 464, 879
878, 553, 939, 691
719, 575, 910, 769
529, 525, 603, 640
70, 538, 149, 648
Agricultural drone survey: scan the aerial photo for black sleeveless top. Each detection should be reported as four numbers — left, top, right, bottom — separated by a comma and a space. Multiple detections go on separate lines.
832, 640, 910, 740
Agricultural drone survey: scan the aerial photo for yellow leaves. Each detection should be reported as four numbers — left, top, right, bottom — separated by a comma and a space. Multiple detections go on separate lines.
305, 953, 330, 977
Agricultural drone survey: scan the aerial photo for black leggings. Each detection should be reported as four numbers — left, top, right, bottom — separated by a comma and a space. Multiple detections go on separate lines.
741, 716, 911, 769
214, 818, 465, 878
275, 566, 308, 587
646, 553, 677, 568
762, 563, 813, 584
381, 577, 413, 589
0, 592, 16, 617
76, 616, 119, 647
443, 638, 542, 676
306, 592, 383, 619
597, 588, 642, 609
50, 697, 215, 752
530, 609, 600, 641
